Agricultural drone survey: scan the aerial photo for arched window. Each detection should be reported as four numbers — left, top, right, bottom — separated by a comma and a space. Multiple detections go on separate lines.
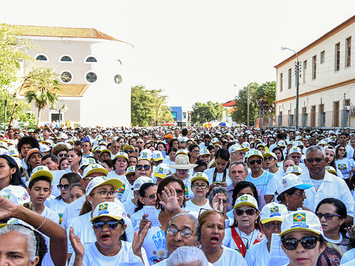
86, 72, 97, 83
85, 56, 97, 63
114, 74, 122, 84
60, 55, 73, 62
36, 54, 48, 61
61, 71, 72, 83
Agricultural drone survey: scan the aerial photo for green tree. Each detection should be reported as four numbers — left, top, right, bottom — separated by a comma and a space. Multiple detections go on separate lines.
191, 101, 224, 125
131, 85, 173, 126
254, 81, 276, 118
20, 67, 60, 124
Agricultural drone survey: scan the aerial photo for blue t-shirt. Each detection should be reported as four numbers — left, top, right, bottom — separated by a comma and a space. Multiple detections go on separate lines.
246, 171, 275, 196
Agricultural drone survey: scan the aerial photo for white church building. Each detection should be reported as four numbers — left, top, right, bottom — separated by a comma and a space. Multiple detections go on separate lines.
13, 25, 133, 127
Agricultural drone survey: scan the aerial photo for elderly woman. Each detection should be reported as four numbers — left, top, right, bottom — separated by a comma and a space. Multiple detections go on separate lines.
223, 195, 265, 257
276, 174, 313, 212
280, 210, 326, 266
199, 209, 247, 265
0, 154, 26, 190
69, 201, 149, 265
165, 246, 209, 266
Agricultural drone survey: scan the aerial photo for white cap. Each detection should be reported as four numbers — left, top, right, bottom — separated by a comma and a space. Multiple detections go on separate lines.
30, 166, 53, 183
233, 194, 258, 210
229, 144, 247, 153
139, 149, 152, 160
199, 148, 210, 156
288, 146, 302, 155
246, 149, 263, 160
8, 147, 19, 157
114, 152, 129, 161
260, 202, 288, 224
86, 176, 123, 196
285, 165, 303, 175
152, 151, 164, 162
190, 172, 209, 185
90, 201, 126, 223
280, 210, 323, 236
133, 176, 153, 191
82, 163, 108, 178
125, 165, 135, 176
277, 174, 313, 195
153, 164, 170, 179
0, 185, 30, 205
79, 157, 97, 168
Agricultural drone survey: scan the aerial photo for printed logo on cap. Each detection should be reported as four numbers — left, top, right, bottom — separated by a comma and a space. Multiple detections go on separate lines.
196, 172, 203, 177
270, 206, 281, 217
116, 184, 125, 194
240, 195, 248, 201
292, 213, 308, 228
3, 195, 9, 199
92, 165, 99, 169
98, 203, 109, 215
282, 178, 288, 188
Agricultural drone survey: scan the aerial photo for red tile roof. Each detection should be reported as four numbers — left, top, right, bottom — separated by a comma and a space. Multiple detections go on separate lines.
18, 84, 90, 97
221, 100, 236, 107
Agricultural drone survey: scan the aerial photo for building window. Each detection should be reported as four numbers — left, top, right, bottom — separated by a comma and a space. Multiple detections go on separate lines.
312, 55, 317, 80
345, 99, 350, 107
335, 43, 340, 71
85, 56, 97, 63
288, 68, 292, 89
114, 74, 122, 84
60, 55, 73, 62
61, 71, 72, 83
280, 73, 283, 91
36, 54, 48, 61
303, 60, 307, 83
86, 72, 97, 83
320, 51, 325, 64
346, 37, 351, 67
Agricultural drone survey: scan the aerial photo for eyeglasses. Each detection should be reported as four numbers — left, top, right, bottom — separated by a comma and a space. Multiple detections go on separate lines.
192, 184, 208, 189
316, 212, 342, 220
136, 165, 151, 170
249, 159, 262, 165
235, 208, 256, 216
127, 150, 135, 154
264, 156, 274, 161
57, 184, 70, 190
293, 191, 305, 197
282, 236, 320, 250
58, 153, 67, 157
166, 227, 194, 238
263, 223, 281, 230
173, 189, 185, 196
92, 220, 120, 230
91, 190, 117, 197
306, 158, 324, 163
144, 194, 157, 200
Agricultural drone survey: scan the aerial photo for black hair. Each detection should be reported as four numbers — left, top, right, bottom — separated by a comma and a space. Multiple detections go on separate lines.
207, 145, 216, 152
29, 176, 52, 190
135, 183, 157, 212
188, 144, 199, 153
102, 159, 114, 169
232, 181, 259, 207
167, 146, 178, 155
0, 155, 26, 187
272, 147, 284, 161
157, 176, 186, 209
215, 148, 230, 161
276, 187, 297, 202
42, 154, 58, 163
195, 159, 207, 168
17, 136, 39, 154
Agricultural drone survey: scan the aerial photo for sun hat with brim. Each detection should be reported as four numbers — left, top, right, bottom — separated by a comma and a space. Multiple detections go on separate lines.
0, 185, 30, 205
325, 166, 337, 175
133, 176, 153, 191
190, 172, 209, 185
263, 152, 277, 160
277, 174, 313, 195
260, 202, 288, 224
114, 152, 129, 161
100, 149, 112, 156
153, 163, 170, 179
83, 163, 108, 178
285, 165, 303, 175
25, 148, 44, 164
125, 165, 135, 176
280, 210, 323, 236
122, 145, 134, 152
169, 154, 197, 169
90, 202, 126, 223
29, 166, 53, 183
86, 176, 123, 196
233, 194, 258, 210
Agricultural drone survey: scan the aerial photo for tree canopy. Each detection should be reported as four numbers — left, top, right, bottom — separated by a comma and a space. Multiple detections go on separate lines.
131, 85, 173, 127
191, 101, 224, 125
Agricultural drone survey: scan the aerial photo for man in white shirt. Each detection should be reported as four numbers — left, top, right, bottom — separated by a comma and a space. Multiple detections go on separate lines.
299, 146, 354, 224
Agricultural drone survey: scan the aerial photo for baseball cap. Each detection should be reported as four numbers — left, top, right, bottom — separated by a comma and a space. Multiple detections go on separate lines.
83, 163, 108, 179
325, 166, 337, 175
86, 176, 123, 196
122, 145, 134, 152
233, 194, 258, 210
114, 152, 129, 161
260, 202, 288, 224
277, 140, 286, 147
133, 176, 153, 191
285, 165, 303, 175
139, 149, 152, 160
29, 166, 53, 183
288, 146, 302, 155
90, 202, 126, 223
0, 185, 30, 205
125, 165, 135, 176
246, 149, 263, 160
241, 142, 250, 151
277, 174, 313, 195
176, 149, 189, 156
25, 148, 44, 164
263, 152, 277, 160
153, 164, 170, 179
199, 148, 210, 156
100, 149, 112, 156
229, 144, 248, 153
280, 210, 323, 236
190, 172, 209, 185
79, 157, 96, 169
8, 147, 19, 157
152, 151, 164, 162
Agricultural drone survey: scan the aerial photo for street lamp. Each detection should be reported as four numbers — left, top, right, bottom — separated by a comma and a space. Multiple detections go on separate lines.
281, 46, 300, 131
58, 104, 68, 126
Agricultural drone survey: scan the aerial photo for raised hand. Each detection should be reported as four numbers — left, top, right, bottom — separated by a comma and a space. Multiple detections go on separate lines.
0, 195, 18, 220
69, 227, 85, 258
211, 193, 224, 213
159, 186, 180, 213
132, 221, 150, 257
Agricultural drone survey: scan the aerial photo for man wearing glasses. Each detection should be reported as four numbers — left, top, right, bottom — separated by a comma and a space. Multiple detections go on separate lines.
299, 146, 354, 224
245, 150, 276, 203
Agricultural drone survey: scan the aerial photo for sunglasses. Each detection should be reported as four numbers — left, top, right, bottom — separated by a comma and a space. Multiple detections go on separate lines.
58, 153, 67, 158
264, 156, 274, 161
306, 158, 324, 163
144, 194, 157, 200
57, 184, 70, 190
249, 159, 262, 165
263, 223, 281, 230
235, 208, 256, 216
92, 220, 120, 230
282, 236, 320, 250
127, 150, 135, 154
136, 165, 151, 170
316, 212, 342, 220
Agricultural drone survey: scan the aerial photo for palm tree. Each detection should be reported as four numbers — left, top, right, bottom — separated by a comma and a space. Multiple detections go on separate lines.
20, 67, 60, 124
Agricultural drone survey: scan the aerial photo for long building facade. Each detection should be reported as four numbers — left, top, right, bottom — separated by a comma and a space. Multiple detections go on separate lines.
275, 15, 355, 129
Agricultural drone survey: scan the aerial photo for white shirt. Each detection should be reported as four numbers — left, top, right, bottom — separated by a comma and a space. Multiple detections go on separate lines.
183, 199, 212, 214
68, 240, 148, 266
245, 239, 270, 266
204, 168, 232, 187
142, 225, 168, 265
61, 195, 86, 229
341, 248, 355, 264
123, 199, 137, 217
212, 246, 247, 266
299, 171, 354, 216
46, 197, 69, 224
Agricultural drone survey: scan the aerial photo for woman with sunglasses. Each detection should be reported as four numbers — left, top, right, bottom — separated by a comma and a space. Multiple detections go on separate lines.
140, 176, 187, 264
315, 198, 352, 264
276, 174, 313, 212
69, 201, 149, 265
135, 158, 153, 179
46, 173, 81, 224
184, 172, 212, 213
280, 210, 326, 266
51, 143, 69, 159
199, 209, 247, 265
223, 194, 265, 257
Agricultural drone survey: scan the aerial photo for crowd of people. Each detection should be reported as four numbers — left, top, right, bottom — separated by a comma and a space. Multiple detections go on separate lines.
0, 125, 355, 265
